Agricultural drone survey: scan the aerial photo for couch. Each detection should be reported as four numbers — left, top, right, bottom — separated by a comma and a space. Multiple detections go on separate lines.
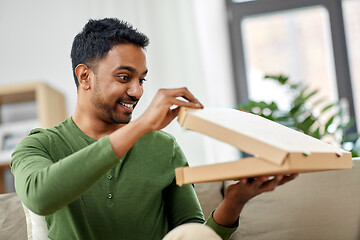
196, 158, 360, 239
2, 158, 360, 239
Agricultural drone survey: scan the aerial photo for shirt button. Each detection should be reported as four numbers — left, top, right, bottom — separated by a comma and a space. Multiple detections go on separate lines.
107, 193, 113, 199
107, 175, 113, 180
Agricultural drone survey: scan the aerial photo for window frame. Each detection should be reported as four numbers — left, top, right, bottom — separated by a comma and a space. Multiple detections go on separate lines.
226, 0, 357, 132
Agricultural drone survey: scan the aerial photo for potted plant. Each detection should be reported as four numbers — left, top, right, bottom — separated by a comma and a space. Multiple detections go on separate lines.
238, 74, 359, 156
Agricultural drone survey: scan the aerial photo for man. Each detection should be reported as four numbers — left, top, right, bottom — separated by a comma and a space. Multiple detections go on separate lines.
11, 18, 296, 240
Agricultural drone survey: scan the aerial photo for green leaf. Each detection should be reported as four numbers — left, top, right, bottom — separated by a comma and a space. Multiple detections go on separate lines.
320, 103, 337, 114
301, 115, 316, 134
311, 97, 327, 107
298, 85, 309, 97
302, 89, 319, 102
340, 118, 355, 132
325, 115, 335, 131
237, 104, 252, 112
289, 104, 302, 116
289, 82, 302, 90
268, 101, 279, 111
310, 127, 321, 139
257, 101, 271, 109
264, 74, 289, 85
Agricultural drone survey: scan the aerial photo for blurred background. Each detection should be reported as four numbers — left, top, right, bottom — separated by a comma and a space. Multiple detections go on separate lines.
0, 0, 359, 177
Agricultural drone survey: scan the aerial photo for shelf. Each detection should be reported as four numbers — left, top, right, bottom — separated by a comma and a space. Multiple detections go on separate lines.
0, 151, 11, 166
0, 119, 39, 167
0, 82, 67, 193
0, 82, 67, 128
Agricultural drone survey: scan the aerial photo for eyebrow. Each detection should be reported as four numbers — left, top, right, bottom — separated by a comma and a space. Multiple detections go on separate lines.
114, 66, 148, 76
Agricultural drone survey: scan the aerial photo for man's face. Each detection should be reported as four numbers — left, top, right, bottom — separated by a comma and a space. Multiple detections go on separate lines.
89, 44, 148, 124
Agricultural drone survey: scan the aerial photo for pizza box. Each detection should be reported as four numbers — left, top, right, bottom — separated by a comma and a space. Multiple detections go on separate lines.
175, 107, 352, 186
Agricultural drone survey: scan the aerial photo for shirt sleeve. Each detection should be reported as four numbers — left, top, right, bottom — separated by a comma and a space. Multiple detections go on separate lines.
205, 210, 238, 240
10, 134, 120, 215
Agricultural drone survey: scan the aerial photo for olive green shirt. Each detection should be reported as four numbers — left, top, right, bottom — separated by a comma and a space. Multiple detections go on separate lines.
11, 117, 236, 239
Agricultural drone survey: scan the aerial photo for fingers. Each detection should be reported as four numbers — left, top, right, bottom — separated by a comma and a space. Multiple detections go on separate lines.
257, 174, 298, 192
278, 173, 298, 186
250, 176, 269, 188
157, 87, 204, 109
257, 175, 283, 193
140, 87, 203, 132
239, 173, 298, 194
171, 98, 202, 109
155, 107, 181, 130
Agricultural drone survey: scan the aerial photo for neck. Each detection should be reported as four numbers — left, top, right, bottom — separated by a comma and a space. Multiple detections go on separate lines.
72, 102, 123, 140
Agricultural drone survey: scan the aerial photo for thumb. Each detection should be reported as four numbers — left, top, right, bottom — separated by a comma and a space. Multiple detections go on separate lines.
170, 107, 181, 118
157, 107, 181, 130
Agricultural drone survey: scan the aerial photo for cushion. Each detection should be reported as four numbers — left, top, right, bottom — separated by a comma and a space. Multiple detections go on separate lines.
0, 192, 27, 240
194, 181, 224, 219
228, 158, 360, 240
22, 204, 49, 240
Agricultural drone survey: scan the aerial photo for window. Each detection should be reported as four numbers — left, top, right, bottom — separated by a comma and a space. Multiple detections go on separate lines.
242, 6, 337, 109
343, 0, 360, 128
227, 0, 357, 132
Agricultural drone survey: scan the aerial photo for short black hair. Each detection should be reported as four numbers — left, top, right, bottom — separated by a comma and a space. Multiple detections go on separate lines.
70, 18, 149, 88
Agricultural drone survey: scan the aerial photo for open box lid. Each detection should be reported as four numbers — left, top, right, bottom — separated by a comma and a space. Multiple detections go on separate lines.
178, 107, 347, 166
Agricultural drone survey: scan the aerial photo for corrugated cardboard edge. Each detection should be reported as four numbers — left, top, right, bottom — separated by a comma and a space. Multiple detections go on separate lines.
178, 107, 196, 127
175, 168, 185, 186
175, 153, 352, 186
177, 107, 188, 126
175, 157, 291, 186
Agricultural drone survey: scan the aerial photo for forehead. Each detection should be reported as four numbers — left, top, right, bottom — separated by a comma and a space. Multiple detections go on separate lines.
97, 44, 147, 72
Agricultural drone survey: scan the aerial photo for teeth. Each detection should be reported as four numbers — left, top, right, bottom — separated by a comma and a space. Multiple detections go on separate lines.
120, 102, 134, 108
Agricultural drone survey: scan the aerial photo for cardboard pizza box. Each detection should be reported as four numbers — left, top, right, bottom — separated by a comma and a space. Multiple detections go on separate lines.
175, 107, 352, 186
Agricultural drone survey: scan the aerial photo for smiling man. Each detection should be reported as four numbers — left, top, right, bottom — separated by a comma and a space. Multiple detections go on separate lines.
11, 18, 296, 240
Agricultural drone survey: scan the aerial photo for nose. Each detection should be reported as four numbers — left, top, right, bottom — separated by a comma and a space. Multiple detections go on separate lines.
126, 80, 143, 99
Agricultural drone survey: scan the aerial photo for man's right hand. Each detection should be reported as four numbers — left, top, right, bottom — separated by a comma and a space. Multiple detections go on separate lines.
109, 87, 203, 158
137, 87, 203, 132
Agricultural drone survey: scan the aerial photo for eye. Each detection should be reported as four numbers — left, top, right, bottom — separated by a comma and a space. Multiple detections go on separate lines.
118, 75, 130, 81
139, 78, 147, 84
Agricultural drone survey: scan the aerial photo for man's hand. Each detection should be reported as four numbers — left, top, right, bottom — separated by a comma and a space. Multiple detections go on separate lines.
110, 87, 202, 158
138, 88, 203, 132
213, 174, 298, 227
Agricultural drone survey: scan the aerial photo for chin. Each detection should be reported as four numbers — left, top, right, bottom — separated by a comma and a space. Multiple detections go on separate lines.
111, 119, 130, 124
111, 115, 132, 124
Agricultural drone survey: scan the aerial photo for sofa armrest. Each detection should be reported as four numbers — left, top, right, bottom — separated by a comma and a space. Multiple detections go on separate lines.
227, 158, 360, 240
194, 181, 224, 219
0, 192, 27, 240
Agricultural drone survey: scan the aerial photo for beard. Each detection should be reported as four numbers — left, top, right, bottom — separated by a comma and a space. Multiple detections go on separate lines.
90, 80, 137, 124
91, 96, 133, 124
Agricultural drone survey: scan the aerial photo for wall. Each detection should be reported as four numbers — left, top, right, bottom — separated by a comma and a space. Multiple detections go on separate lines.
0, 0, 239, 167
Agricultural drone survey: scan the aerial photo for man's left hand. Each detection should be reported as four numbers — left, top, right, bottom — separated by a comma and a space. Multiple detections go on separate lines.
213, 174, 298, 227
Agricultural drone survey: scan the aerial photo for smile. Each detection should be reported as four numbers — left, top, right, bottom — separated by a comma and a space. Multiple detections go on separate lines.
120, 102, 135, 108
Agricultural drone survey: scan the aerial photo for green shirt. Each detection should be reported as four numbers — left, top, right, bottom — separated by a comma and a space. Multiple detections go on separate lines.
11, 117, 236, 240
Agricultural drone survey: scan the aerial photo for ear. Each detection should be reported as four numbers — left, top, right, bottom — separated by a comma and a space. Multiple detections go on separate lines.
75, 64, 91, 91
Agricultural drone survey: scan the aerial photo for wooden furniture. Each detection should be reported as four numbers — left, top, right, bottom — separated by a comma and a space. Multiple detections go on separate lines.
0, 82, 67, 193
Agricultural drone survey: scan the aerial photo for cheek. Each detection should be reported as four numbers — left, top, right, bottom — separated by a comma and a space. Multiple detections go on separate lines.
112, 84, 129, 98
